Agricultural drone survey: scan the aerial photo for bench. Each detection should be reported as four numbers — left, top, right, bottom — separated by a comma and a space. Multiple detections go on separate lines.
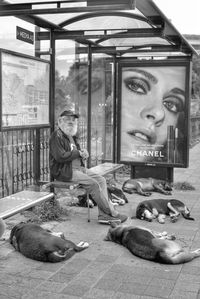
0, 190, 54, 220
0, 163, 123, 226
41, 162, 124, 222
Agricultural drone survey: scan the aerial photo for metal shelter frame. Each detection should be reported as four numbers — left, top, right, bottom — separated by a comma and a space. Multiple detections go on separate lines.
0, 0, 198, 183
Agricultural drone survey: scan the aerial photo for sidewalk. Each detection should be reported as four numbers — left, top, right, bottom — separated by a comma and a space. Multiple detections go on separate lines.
1, 143, 200, 299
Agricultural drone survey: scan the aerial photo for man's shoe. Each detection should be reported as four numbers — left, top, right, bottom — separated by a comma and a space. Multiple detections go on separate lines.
98, 214, 128, 225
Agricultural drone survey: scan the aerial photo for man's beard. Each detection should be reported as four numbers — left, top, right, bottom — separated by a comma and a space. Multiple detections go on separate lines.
60, 123, 77, 136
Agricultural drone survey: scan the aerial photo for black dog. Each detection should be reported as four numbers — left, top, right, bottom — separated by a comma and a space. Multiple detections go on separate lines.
105, 223, 200, 264
122, 178, 172, 196
107, 185, 128, 205
10, 223, 89, 262
76, 185, 128, 208
135, 198, 194, 223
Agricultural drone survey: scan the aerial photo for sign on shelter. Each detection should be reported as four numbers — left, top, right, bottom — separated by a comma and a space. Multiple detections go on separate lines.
16, 26, 34, 44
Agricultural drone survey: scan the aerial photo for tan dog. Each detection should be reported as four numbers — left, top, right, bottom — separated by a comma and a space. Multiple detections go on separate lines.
105, 223, 200, 264
122, 178, 172, 196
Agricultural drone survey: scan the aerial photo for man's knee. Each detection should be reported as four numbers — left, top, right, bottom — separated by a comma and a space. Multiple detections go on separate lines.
90, 180, 101, 190
95, 175, 106, 187
0, 219, 6, 238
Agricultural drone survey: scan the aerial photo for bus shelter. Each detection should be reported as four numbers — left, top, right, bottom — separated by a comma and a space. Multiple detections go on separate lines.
0, 0, 197, 197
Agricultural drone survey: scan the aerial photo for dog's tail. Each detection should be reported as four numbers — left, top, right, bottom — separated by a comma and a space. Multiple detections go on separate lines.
122, 180, 133, 194
48, 248, 76, 262
181, 205, 194, 221
181, 212, 195, 221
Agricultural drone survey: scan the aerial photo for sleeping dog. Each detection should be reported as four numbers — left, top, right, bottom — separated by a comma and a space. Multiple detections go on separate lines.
10, 222, 89, 262
76, 185, 128, 208
135, 198, 194, 223
105, 223, 200, 264
122, 178, 172, 196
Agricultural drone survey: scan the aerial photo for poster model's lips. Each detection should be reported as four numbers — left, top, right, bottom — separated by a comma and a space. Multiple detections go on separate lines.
127, 130, 156, 144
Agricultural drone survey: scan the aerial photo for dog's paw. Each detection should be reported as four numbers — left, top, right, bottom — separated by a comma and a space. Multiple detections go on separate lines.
157, 214, 166, 224
170, 214, 180, 223
77, 241, 89, 249
144, 192, 152, 196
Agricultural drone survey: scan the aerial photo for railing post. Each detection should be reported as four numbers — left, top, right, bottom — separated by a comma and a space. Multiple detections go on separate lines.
33, 128, 40, 184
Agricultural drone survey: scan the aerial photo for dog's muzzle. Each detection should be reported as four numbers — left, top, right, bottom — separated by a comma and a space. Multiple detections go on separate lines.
143, 210, 154, 221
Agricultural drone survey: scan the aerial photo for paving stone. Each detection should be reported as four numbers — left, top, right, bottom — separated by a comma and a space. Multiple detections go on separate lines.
173, 281, 200, 293
144, 285, 172, 298
149, 277, 176, 288
61, 282, 90, 297
0, 283, 30, 298
93, 277, 122, 291
118, 282, 147, 295
59, 257, 91, 274
35, 280, 68, 293
25, 269, 53, 279
169, 289, 198, 299
83, 288, 115, 299
114, 293, 140, 299
181, 264, 200, 275
48, 271, 78, 283
68, 273, 100, 287
23, 291, 80, 299
95, 254, 118, 263
36, 262, 65, 272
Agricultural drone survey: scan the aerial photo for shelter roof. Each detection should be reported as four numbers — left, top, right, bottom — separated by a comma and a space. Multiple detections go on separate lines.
0, 0, 197, 57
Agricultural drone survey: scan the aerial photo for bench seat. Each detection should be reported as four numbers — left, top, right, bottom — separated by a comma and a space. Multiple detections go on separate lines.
0, 190, 54, 219
0, 163, 124, 223
41, 163, 124, 222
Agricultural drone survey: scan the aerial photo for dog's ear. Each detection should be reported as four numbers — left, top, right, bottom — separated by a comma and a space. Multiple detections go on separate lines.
10, 222, 26, 244
110, 222, 118, 228
163, 181, 173, 191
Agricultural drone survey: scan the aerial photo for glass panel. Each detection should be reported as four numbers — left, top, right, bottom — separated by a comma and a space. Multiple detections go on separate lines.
55, 41, 114, 165
55, 40, 88, 150
0, 17, 35, 56
90, 56, 113, 165
100, 37, 171, 47
63, 15, 150, 31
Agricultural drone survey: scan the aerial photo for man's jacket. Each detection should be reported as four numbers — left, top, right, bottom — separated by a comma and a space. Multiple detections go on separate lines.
49, 128, 83, 181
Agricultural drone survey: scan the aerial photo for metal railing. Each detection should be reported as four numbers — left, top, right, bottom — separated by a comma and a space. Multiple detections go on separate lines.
0, 128, 50, 198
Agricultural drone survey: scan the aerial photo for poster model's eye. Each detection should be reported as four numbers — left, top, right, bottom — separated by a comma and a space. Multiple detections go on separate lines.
124, 77, 150, 95
78, 77, 102, 95
163, 96, 184, 113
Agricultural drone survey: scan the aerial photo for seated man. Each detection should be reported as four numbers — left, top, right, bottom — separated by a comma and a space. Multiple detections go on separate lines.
49, 110, 128, 224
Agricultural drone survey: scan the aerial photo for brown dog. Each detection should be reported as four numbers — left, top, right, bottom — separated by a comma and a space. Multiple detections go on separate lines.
10, 223, 89, 262
122, 178, 172, 196
135, 198, 194, 223
105, 223, 200, 264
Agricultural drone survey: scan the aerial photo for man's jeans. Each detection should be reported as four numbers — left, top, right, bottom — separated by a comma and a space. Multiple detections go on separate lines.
71, 168, 118, 217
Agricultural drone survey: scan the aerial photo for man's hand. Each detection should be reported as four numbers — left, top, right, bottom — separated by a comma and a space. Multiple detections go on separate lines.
79, 149, 89, 160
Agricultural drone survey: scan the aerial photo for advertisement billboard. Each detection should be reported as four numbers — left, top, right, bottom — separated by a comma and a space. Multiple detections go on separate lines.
117, 59, 191, 167
0, 49, 50, 129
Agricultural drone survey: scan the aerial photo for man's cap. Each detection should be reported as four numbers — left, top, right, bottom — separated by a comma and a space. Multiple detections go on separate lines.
60, 110, 79, 118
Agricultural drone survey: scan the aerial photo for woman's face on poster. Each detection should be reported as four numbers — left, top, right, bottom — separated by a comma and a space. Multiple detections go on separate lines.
72, 66, 106, 139
121, 66, 185, 161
